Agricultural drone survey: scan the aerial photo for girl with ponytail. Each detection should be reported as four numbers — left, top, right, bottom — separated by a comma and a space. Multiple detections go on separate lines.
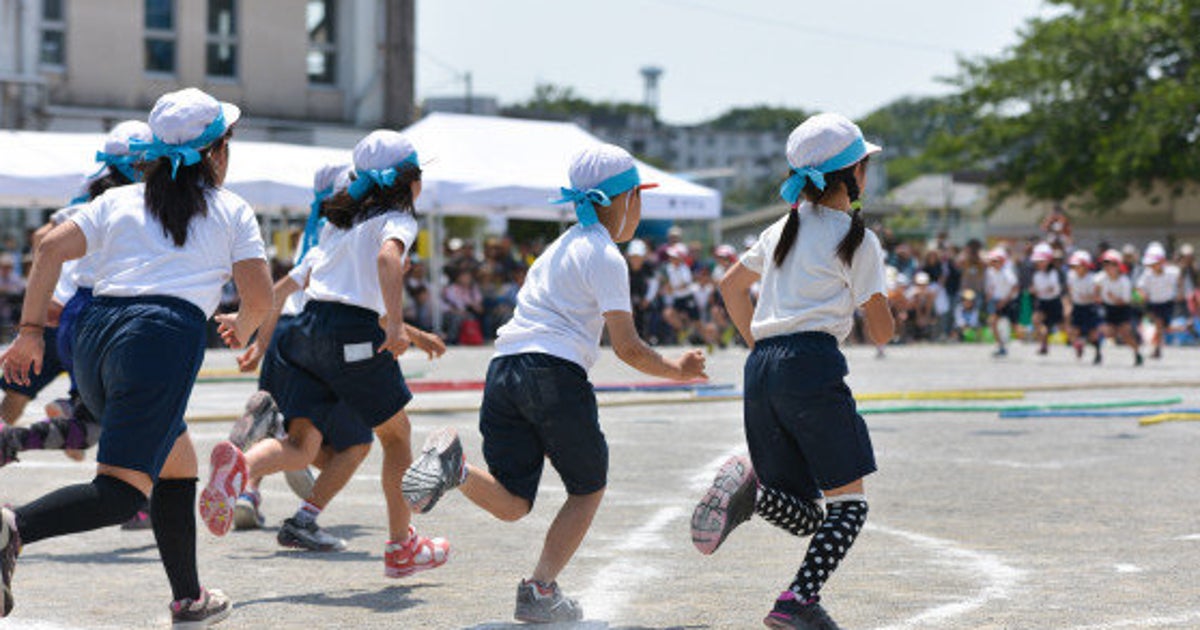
691, 113, 894, 629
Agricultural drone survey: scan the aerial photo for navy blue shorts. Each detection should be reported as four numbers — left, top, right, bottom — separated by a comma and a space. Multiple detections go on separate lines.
1035, 298, 1064, 328
744, 332, 876, 501
988, 299, 1019, 323
1070, 303, 1100, 335
1147, 302, 1174, 324
56, 287, 93, 387
268, 301, 412, 432
1, 325, 64, 398
1104, 304, 1133, 326
73, 296, 206, 480
479, 353, 607, 504
262, 314, 373, 451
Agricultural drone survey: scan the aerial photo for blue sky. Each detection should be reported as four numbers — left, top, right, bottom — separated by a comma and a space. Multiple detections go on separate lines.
417, 0, 1049, 124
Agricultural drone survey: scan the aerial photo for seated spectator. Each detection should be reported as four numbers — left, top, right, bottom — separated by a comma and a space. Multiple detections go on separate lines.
955, 289, 984, 341
442, 269, 484, 345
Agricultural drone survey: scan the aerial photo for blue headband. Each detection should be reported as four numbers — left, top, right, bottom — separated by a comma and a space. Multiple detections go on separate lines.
91, 150, 143, 184
779, 136, 870, 206
347, 152, 421, 201
549, 166, 641, 227
297, 186, 333, 263
129, 111, 229, 180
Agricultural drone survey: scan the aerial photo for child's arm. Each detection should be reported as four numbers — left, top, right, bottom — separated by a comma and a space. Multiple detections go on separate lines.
718, 261, 759, 349
228, 274, 300, 372
404, 323, 445, 360
861, 293, 894, 345
604, 311, 706, 381
377, 238, 411, 357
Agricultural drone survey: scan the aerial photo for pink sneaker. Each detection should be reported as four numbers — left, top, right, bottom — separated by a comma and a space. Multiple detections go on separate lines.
691, 455, 756, 555
199, 441, 248, 536
383, 526, 449, 578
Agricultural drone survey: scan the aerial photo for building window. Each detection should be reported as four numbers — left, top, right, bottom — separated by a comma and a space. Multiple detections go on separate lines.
39, 0, 66, 67
206, 0, 238, 78
306, 0, 337, 85
144, 0, 176, 74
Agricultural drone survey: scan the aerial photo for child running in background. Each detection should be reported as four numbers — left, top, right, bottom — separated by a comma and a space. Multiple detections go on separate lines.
1096, 249, 1143, 366
1030, 242, 1065, 356
1136, 242, 1179, 359
985, 247, 1019, 357
402, 144, 706, 624
1067, 251, 1103, 364
200, 130, 452, 578
691, 113, 892, 629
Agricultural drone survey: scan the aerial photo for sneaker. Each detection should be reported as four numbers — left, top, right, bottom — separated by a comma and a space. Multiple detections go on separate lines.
43, 397, 74, 420
1152, 347, 1162, 360
402, 427, 464, 514
763, 591, 841, 630
1135, 352, 1144, 367
1093, 351, 1103, 365
199, 441, 248, 537
283, 467, 316, 501
170, 587, 231, 628
691, 455, 756, 555
1074, 341, 1084, 359
514, 579, 583, 624
992, 346, 1008, 358
277, 517, 346, 552
120, 509, 153, 531
228, 391, 279, 450
233, 493, 265, 531
1037, 343, 1048, 355
383, 526, 449, 578
1, 507, 20, 618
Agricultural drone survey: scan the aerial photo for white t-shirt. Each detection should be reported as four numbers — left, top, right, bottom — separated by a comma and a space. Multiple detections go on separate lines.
985, 266, 1018, 301
1095, 272, 1132, 305
282, 246, 323, 317
740, 203, 887, 343
1136, 266, 1180, 304
664, 262, 695, 302
51, 203, 99, 299
1067, 271, 1097, 304
304, 211, 418, 317
70, 184, 266, 317
494, 223, 631, 371
1031, 269, 1062, 300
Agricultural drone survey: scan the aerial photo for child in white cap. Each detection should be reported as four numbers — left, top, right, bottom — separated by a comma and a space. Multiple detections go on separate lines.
690, 113, 892, 629
1135, 242, 1179, 359
402, 143, 706, 624
985, 247, 1019, 357
200, 130, 452, 577
1066, 251, 1103, 363
1096, 249, 1143, 365
1, 87, 273, 625
1030, 242, 1065, 356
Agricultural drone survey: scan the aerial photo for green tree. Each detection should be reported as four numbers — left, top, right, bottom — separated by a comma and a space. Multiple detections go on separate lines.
936, 0, 1200, 211
502, 83, 655, 122
707, 105, 810, 133
858, 96, 968, 189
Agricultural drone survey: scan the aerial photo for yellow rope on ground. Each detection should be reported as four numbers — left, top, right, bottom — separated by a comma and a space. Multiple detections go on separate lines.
1138, 412, 1200, 427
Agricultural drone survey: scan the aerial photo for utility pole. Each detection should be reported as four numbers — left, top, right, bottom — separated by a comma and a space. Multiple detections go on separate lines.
464, 71, 473, 114
383, 0, 416, 128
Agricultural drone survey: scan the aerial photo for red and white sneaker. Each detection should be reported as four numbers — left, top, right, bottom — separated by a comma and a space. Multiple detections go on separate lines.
384, 526, 449, 578
199, 441, 248, 537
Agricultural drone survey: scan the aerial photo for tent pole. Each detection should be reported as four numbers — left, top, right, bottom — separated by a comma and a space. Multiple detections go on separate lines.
430, 209, 444, 335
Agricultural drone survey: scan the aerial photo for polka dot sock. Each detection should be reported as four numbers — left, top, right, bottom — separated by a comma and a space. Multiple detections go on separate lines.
755, 484, 824, 537
788, 498, 868, 601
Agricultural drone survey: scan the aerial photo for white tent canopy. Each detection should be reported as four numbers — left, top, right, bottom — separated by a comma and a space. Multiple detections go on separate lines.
0, 114, 721, 219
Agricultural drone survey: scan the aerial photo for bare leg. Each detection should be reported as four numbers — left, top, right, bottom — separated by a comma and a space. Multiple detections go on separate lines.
531, 489, 604, 584
459, 464, 532, 522
373, 411, 414, 540
307, 443, 370, 508
1, 392, 31, 426
244, 418, 322, 479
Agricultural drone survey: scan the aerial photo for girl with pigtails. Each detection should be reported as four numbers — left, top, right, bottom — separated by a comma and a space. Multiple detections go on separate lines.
691, 113, 893, 629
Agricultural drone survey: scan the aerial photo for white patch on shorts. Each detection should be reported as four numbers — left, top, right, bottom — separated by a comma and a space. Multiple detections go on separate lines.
343, 342, 373, 363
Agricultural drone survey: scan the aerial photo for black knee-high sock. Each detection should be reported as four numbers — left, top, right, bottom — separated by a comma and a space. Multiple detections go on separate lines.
13, 475, 145, 545
10, 416, 101, 452
152, 478, 201, 602
789, 498, 868, 602
755, 484, 824, 537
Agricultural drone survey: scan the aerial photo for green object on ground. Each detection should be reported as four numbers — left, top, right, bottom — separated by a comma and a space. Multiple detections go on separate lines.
860, 396, 1183, 415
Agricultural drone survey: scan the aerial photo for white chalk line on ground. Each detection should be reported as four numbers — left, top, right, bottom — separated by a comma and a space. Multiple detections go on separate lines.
1068, 610, 1200, 629
868, 523, 1024, 630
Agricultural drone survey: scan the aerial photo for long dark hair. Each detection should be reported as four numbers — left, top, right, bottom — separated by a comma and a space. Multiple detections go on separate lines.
86, 169, 135, 201
141, 136, 226, 247
322, 165, 421, 229
772, 159, 867, 268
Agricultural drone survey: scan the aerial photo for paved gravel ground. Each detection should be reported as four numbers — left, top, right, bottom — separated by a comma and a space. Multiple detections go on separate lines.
2, 342, 1199, 629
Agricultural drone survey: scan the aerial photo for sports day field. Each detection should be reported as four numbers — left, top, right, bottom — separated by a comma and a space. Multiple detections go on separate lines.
3, 344, 1199, 629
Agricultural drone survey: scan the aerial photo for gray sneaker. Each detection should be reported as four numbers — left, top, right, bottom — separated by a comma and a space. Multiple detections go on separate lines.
170, 587, 231, 628
283, 467, 316, 501
228, 391, 279, 450
514, 579, 582, 624
1, 507, 20, 618
277, 517, 347, 552
233, 493, 265, 531
402, 428, 464, 514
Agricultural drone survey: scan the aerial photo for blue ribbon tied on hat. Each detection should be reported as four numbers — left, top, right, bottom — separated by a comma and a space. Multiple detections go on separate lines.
549, 166, 641, 227
347, 152, 421, 201
297, 186, 332, 263
779, 136, 868, 205
92, 151, 144, 183
129, 111, 229, 180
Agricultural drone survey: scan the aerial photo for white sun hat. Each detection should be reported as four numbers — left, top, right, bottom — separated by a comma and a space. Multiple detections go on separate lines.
780, 113, 882, 205
137, 87, 241, 178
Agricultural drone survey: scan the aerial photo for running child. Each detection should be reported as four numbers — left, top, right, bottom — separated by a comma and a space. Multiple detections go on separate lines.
1096, 249, 1143, 366
985, 247, 1019, 357
690, 113, 891, 629
1135, 242, 1179, 359
200, 130, 452, 579
1, 87, 273, 625
1066, 251, 1103, 363
401, 143, 706, 623
1030, 242, 1065, 355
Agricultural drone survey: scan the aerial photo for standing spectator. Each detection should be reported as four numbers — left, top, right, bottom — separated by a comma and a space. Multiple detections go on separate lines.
1040, 203, 1073, 248
0, 254, 27, 339
625, 239, 659, 340
1178, 243, 1198, 334
959, 239, 986, 301
712, 244, 738, 283
985, 248, 1019, 357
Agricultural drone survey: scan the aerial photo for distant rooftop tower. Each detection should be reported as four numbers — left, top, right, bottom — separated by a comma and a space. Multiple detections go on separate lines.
640, 66, 663, 114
